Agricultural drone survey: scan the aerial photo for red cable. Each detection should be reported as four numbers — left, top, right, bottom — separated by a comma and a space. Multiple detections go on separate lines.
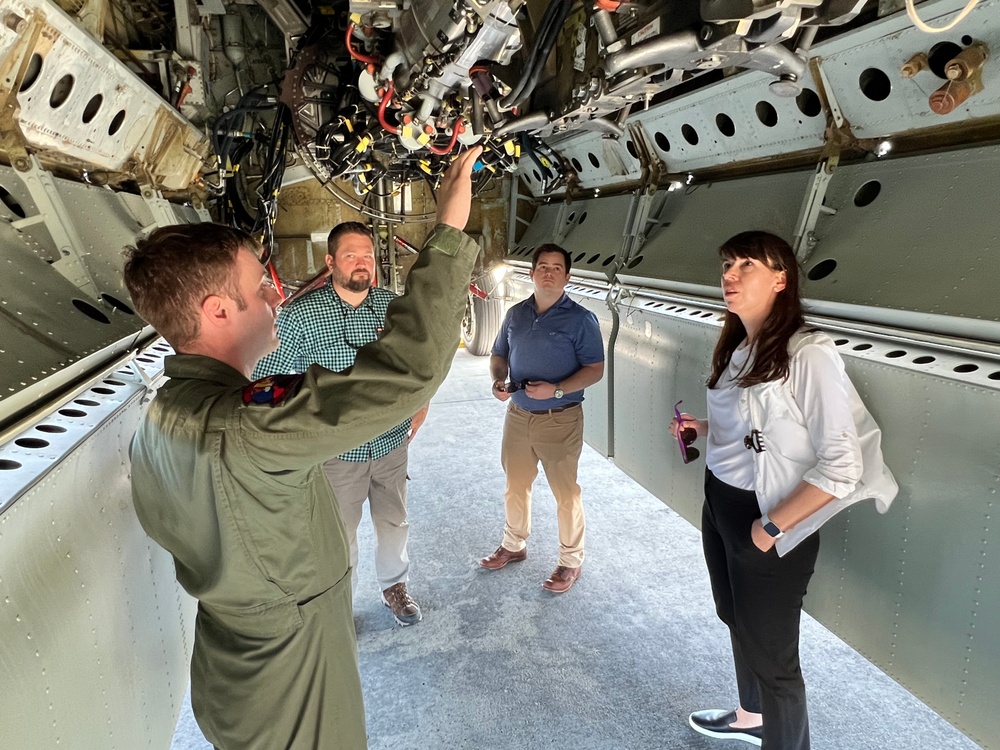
345, 22, 379, 65
428, 116, 464, 156
267, 260, 285, 301
378, 84, 398, 134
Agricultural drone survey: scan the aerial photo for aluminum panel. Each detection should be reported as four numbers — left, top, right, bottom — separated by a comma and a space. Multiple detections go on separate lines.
804, 144, 1000, 322
532, 0, 1000, 196
816, 0, 1000, 139
507, 194, 634, 276
0, 351, 196, 749
620, 170, 813, 284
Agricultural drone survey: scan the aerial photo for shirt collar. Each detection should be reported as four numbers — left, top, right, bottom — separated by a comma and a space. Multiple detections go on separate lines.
164, 354, 249, 385
528, 292, 570, 314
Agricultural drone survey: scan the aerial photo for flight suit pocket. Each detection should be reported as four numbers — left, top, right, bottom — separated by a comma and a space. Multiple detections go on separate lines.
204, 593, 303, 639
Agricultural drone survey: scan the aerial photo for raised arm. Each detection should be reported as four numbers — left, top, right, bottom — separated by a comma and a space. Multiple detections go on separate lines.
241, 149, 483, 469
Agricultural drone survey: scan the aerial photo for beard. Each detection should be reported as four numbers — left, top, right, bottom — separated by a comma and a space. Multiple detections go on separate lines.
333, 268, 372, 293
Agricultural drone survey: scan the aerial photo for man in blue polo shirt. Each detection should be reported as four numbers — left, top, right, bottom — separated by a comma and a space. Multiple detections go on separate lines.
480, 244, 605, 593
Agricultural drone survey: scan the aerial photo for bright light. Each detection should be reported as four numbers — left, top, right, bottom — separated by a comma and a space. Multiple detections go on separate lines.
876, 140, 892, 157
491, 263, 509, 283
668, 181, 683, 192
685, 173, 694, 185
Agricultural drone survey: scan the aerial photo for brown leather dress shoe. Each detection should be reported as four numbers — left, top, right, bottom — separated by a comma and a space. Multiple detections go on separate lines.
542, 565, 581, 593
479, 545, 527, 570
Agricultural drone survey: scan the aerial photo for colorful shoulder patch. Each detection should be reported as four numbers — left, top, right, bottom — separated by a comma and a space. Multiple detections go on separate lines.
242, 374, 305, 407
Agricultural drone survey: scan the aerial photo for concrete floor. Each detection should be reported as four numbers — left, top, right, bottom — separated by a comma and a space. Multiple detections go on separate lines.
172, 348, 981, 750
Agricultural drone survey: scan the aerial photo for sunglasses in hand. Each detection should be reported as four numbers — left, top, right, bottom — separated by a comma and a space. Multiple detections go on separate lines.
673, 400, 701, 464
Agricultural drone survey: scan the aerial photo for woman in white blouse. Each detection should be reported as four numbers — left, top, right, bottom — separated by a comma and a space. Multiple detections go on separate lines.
670, 231, 896, 750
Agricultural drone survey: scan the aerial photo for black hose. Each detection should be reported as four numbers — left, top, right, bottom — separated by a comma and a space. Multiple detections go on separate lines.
507, 0, 573, 111
500, 0, 567, 109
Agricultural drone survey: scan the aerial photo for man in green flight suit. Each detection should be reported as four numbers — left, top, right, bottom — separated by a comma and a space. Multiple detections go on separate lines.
123, 148, 481, 750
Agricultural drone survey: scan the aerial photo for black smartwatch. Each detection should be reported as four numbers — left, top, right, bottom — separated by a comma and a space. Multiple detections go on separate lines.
760, 513, 784, 539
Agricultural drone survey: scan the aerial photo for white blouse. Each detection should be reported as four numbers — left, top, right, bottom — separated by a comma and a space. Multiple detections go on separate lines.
705, 343, 755, 490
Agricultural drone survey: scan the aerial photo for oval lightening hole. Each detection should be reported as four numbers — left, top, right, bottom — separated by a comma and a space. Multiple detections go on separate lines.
715, 113, 735, 137
0, 186, 26, 218
854, 181, 881, 207
655, 132, 670, 152
807, 259, 837, 280
36, 425, 67, 434
681, 124, 699, 145
20, 53, 43, 92
796, 88, 821, 117
108, 109, 127, 136
755, 101, 778, 127
82, 94, 103, 124
0, 460, 23, 470
859, 68, 891, 101
928, 42, 963, 79
72, 299, 111, 324
49, 74, 74, 108
15, 438, 49, 449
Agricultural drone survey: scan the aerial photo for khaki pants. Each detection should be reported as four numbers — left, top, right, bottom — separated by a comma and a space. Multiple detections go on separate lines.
500, 402, 586, 567
323, 442, 410, 593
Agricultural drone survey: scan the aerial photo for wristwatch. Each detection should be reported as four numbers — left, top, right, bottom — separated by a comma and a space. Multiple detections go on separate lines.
553, 385, 564, 399
760, 513, 784, 539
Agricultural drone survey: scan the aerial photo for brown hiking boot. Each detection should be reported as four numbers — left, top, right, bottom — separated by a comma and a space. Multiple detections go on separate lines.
381, 582, 422, 626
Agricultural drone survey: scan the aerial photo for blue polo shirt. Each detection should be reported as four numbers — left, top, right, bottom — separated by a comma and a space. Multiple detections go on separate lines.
492, 293, 604, 411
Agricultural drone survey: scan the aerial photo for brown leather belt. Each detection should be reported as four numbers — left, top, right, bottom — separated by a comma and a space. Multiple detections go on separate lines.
522, 401, 582, 415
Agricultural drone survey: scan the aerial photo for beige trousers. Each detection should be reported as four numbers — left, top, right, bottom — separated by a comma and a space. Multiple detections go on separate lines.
500, 402, 586, 567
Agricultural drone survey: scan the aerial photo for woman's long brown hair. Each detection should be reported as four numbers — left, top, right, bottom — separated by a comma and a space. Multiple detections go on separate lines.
707, 231, 805, 389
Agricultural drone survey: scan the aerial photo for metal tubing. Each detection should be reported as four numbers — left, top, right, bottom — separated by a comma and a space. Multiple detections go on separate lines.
603, 29, 700, 77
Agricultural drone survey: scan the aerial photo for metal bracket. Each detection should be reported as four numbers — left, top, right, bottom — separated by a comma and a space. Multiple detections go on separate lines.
621, 189, 671, 269
792, 56, 852, 262
626, 121, 667, 193
792, 156, 838, 262
12, 156, 100, 299
553, 199, 574, 245
809, 56, 845, 131
140, 185, 183, 230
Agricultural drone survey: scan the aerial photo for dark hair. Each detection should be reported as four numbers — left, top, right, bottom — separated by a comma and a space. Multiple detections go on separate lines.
327, 222, 372, 258
707, 231, 804, 389
123, 223, 261, 349
531, 243, 572, 272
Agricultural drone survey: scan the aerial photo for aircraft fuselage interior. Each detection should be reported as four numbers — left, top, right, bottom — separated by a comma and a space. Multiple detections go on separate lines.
1, 0, 998, 747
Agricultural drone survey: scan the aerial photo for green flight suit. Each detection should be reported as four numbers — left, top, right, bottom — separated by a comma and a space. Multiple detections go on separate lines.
129, 225, 477, 750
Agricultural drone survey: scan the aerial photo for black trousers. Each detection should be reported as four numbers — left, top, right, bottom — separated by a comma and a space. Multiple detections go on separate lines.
702, 469, 820, 750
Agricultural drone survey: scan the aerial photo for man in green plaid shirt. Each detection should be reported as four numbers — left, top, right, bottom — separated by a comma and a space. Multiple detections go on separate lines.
255, 223, 427, 626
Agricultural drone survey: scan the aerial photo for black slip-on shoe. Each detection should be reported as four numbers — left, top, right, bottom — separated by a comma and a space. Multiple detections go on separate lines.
689, 709, 762, 746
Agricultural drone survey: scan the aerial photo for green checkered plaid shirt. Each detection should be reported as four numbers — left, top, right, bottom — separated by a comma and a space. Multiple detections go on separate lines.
253, 280, 410, 462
